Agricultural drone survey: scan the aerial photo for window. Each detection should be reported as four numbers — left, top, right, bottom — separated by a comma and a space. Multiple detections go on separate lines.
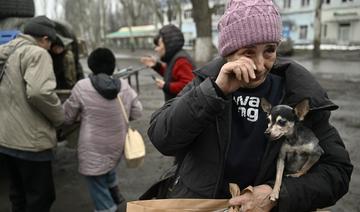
299, 25, 308, 40
325, 0, 331, 4
172, 12, 177, 21
323, 24, 327, 38
301, 0, 310, 6
184, 9, 192, 19
284, 0, 291, 8
342, 0, 353, 2
338, 23, 350, 42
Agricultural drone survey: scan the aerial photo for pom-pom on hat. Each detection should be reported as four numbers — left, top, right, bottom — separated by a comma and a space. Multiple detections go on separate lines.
217, 0, 282, 57
87, 48, 116, 75
23, 15, 57, 42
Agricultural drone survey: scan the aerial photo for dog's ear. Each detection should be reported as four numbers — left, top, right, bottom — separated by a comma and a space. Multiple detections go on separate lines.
294, 99, 310, 121
261, 98, 272, 114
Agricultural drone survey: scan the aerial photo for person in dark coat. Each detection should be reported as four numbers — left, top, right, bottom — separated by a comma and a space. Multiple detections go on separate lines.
50, 33, 77, 89
147, 0, 353, 211
140, 24, 195, 101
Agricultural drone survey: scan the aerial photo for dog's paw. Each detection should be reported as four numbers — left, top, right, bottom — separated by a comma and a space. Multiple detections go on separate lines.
269, 191, 279, 201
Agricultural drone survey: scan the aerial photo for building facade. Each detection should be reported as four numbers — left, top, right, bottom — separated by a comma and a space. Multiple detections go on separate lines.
168, 0, 360, 48
275, 0, 360, 46
107, 0, 360, 49
322, 0, 360, 45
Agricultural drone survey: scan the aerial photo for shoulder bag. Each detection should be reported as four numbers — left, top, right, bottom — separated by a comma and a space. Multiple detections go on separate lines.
117, 95, 145, 168
0, 43, 28, 82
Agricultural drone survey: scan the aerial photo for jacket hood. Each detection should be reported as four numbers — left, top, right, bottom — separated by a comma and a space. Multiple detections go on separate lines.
53, 33, 73, 47
159, 24, 185, 63
194, 57, 338, 111
271, 57, 338, 111
89, 73, 121, 100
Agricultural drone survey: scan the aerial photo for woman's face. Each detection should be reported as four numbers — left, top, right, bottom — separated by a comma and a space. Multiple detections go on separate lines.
154, 37, 166, 58
51, 45, 65, 54
37, 36, 52, 50
227, 43, 278, 88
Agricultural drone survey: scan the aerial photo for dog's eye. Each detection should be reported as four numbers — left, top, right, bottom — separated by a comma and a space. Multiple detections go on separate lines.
278, 119, 287, 126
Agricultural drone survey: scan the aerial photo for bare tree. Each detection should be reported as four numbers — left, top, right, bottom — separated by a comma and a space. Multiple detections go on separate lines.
108, 4, 124, 32
118, 0, 159, 50
63, 0, 103, 48
146, 0, 165, 27
165, 0, 182, 28
313, 0, 322, 58
119, 0, 148, 26
99, 0, 107, 44
173, 0, 183, 29
51, 0, 63, 20
166, 0, 174, 24
61, 0, 175, 49
190, 0, 213, 64
118, 0, 139, 51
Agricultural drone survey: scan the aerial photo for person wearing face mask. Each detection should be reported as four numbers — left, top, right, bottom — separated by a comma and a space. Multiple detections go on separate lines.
140, 24, 195, 101
147, 0, 352, 211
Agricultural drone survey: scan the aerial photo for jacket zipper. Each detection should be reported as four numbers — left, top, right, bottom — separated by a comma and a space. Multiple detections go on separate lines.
213, 102, 232, 198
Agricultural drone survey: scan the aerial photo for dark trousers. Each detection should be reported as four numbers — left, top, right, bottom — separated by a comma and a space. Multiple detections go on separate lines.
2, 154, 55, 212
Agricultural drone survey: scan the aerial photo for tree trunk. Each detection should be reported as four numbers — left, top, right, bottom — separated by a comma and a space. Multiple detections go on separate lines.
313, 0, 322, 58
99, 0, 106, 45
119, 0, 136, 51
173, 0, 182, 29
194, 37, 213, 65
190, 0, 213, 64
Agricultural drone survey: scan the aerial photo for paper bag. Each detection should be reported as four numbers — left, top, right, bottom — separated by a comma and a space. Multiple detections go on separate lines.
127, 199, 229, 212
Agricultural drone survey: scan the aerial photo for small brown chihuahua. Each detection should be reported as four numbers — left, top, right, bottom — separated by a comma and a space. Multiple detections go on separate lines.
261, 98, 324, 201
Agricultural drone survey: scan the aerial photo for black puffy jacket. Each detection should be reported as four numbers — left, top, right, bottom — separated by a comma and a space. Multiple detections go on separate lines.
148, 57, 353, 212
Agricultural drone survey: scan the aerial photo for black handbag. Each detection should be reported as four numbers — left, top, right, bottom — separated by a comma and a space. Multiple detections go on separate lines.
139, 165, 178, 200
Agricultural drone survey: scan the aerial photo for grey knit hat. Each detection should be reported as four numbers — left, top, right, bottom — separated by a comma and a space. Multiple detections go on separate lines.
23, 16, 57, 42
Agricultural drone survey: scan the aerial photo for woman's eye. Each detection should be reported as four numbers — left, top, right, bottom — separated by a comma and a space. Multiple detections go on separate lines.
265, 47, 276, 53
242, 50, 254, 56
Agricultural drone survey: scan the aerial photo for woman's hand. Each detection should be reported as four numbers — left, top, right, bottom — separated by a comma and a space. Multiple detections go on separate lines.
215, 57, 256, 95
229, 184, 276, 212
140, 56, 156, 67
155, 78, 165, 89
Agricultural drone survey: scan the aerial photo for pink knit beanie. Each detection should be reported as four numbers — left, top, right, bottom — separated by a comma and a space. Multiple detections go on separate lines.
218, 0, 282, 57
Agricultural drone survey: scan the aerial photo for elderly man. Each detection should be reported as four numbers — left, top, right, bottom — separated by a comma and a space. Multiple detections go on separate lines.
0, 16, 64, 212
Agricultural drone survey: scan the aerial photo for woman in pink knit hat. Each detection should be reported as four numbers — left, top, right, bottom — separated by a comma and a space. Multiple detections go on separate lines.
147, 0, 352, 211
